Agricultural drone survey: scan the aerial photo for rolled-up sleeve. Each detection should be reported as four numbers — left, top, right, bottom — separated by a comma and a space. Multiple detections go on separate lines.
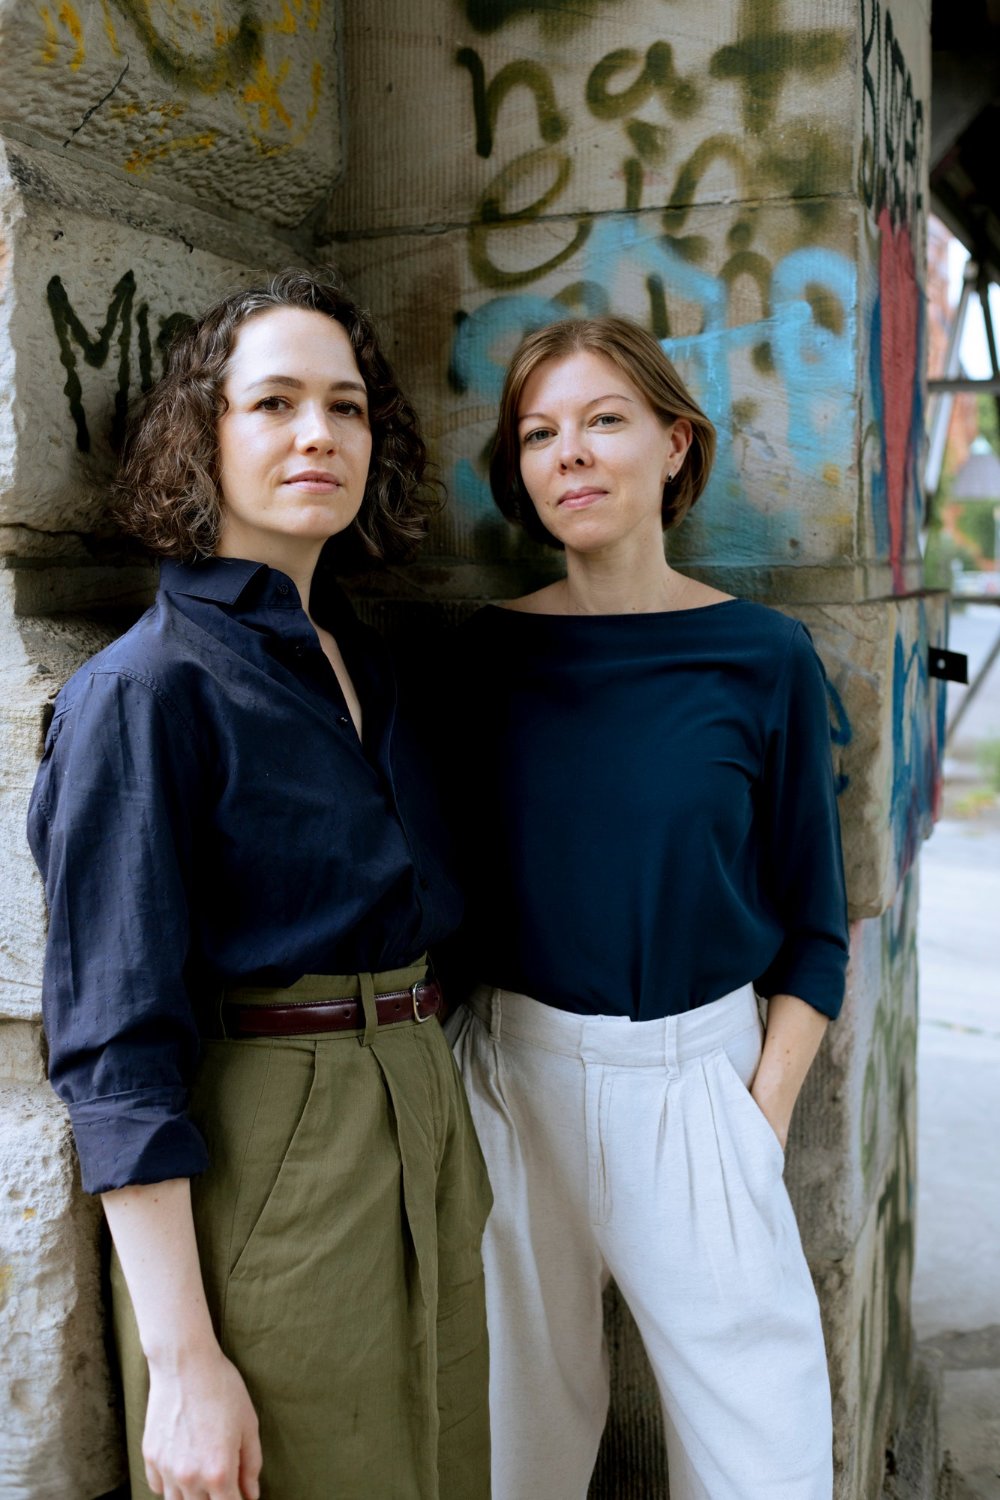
27, 668, 210, 1192
755, 624, 849, 1019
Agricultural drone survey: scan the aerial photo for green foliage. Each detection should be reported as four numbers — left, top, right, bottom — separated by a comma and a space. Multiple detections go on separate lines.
954, 499, 998, 560
976, 738, 1000, 795
923, 526, 977, 588
975, 394, 1000, 455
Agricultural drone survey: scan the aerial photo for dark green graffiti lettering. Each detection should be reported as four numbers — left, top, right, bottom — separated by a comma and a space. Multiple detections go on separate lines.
709, 0, 848, 136
460, 0, 626, 37
456, 48, 567, 159
109, 0, 262, 91
471, 148, 592, 288
586, 41, 697, 123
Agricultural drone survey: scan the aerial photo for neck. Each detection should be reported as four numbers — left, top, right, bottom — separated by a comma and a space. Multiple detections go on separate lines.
561, 536, 687, 615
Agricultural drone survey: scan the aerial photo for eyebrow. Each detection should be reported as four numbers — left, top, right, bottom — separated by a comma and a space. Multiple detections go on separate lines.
243, 375, 368, 394
518, 392, 636, 423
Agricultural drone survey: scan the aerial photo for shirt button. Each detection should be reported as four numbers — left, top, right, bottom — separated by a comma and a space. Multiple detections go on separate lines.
277, 583, 289, 596
337, 714, 350, 727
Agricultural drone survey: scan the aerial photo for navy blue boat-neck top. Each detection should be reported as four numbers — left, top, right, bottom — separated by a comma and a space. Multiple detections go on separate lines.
27, 555, 462, 1194
454, 598, 848, 1022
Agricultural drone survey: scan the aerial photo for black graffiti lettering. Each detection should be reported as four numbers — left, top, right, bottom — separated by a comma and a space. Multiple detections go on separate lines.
456, 47, 567, 159
47, 277, 192, 451
46, 272, 136, 453
156, 311, 195, 366
860, 0, 924, 224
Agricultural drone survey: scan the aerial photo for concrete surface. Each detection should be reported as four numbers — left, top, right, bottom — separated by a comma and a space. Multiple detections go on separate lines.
913, 602, 1000, 1500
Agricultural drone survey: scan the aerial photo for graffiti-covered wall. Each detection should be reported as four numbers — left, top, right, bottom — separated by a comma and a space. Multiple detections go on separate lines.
0, 1, 943, 1497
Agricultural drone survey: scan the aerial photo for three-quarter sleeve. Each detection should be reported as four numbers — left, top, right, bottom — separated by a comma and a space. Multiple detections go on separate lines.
27, 668, 210, 1193
754, 623, 849, 1018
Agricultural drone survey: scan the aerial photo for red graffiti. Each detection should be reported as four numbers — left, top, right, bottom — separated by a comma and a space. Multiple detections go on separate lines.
878, 207, 919, 593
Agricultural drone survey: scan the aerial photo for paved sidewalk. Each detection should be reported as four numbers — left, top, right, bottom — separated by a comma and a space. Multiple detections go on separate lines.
913, 604, 1000, 1499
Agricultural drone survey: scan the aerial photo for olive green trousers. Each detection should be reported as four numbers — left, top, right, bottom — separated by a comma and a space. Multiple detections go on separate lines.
111, 965, 493, 1499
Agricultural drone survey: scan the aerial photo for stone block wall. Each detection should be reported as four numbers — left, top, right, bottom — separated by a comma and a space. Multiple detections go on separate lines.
0, 1, 942, 1496
0, 5, 342, 1494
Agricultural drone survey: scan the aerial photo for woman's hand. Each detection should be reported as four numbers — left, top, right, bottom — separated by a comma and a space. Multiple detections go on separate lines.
750, 992, 829, 1150
102, 1179, 262, 1500
144, 1345, 262, 1500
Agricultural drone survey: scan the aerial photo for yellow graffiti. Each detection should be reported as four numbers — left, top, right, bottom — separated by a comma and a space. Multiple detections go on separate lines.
243, 55, 293, 131
125, 130, 215, 173
38, 2, 86, 68
275, 2, 298, 38
59, 2, 86, 68
111, 98, 186, 121
38, 7, 59, 64
308, 59, 321, 121
100, 0, 122, 54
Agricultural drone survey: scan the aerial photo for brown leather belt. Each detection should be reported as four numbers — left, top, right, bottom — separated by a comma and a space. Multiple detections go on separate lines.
222, 979, 443, 1038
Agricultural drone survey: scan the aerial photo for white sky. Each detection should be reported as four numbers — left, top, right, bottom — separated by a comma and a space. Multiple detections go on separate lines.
946, 233, 1000, 378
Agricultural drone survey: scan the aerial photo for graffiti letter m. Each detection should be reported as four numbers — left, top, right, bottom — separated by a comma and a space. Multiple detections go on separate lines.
46, 272, 136, 453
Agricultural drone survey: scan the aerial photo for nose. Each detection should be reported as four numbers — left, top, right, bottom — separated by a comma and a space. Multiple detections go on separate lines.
557, 428, 592, 471
294, 402, 337, 454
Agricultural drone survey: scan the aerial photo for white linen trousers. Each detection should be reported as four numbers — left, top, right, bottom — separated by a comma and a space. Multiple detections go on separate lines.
447, 982, 833, 1500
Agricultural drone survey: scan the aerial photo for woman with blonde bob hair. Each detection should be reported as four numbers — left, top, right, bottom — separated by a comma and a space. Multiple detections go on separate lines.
447, 314, 847, 1499
29, 270, 491, 1500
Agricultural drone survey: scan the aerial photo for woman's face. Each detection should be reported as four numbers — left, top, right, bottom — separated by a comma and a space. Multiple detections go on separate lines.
515, 349, 690, 555
215, 305, 373, 560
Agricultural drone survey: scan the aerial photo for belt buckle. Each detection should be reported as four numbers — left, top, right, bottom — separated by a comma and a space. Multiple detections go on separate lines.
411, 981, 432, 1023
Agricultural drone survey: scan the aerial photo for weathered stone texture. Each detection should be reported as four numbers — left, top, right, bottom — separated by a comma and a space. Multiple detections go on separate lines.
0, 0, 342, 226
791, 870, 920, 1499
0, 1082, 121, 1500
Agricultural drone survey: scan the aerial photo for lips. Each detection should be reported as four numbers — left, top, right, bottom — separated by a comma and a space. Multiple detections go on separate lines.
283, 471, 341, 487
558, 487, 606, 509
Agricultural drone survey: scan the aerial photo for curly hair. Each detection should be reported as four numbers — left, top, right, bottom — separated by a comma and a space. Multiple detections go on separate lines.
489, 316, 716, 549
113, 269, 438, 563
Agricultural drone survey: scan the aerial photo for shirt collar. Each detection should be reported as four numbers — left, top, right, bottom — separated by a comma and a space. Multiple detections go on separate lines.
159, 556, 266, 605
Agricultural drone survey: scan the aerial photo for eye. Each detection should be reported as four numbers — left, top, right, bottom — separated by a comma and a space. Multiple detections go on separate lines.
592, 412, 623, 428
332, 399, 367, 419
254, 394, 290, 412
521, 426, 553, 446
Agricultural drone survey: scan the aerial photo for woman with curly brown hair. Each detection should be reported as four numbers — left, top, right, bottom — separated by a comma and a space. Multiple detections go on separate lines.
27, 271, 491, 1500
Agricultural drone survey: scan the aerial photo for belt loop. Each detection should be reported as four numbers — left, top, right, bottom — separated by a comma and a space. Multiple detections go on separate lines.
489, 987, 502, 1042
664, 1013, 679, 1073
359, 971, 378, 1047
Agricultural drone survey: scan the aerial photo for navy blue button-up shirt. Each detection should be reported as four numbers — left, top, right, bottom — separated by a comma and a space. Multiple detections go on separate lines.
27, 556, 462, 1194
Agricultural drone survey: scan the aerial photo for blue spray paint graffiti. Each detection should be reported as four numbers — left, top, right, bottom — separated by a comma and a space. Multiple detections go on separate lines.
449, 226, 857, 553
890, 600, 944, 877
